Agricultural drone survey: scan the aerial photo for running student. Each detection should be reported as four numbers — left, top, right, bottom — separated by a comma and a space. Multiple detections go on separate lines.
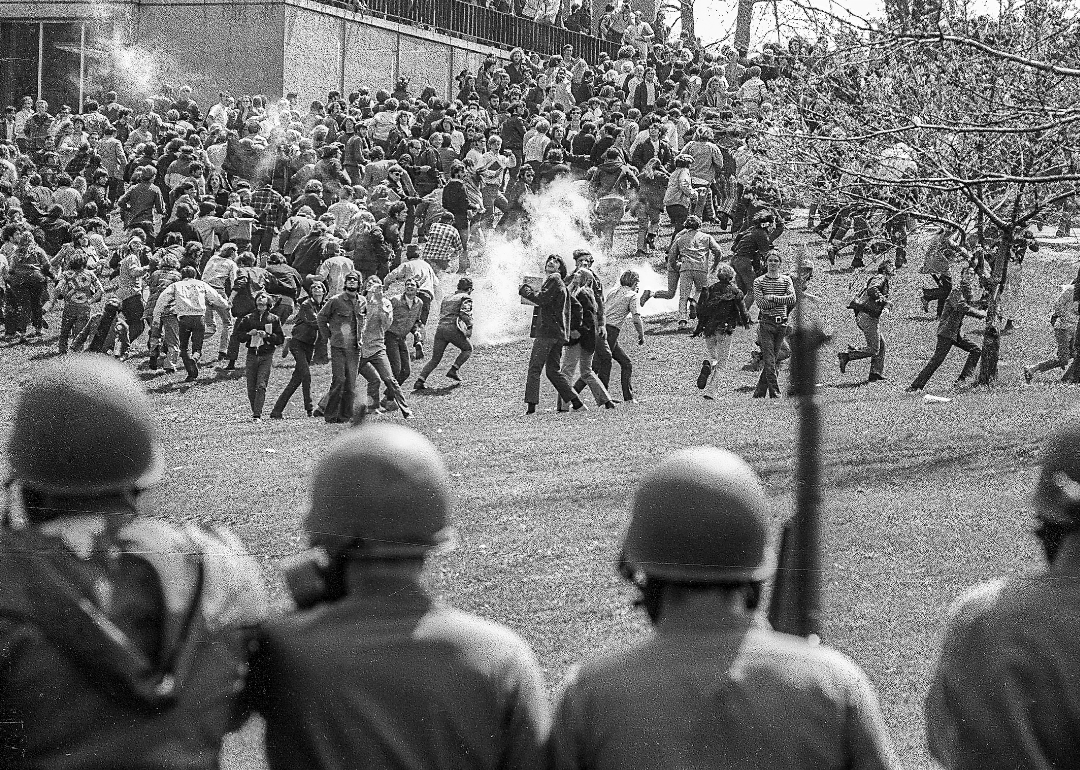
693, 262, 749, 400
414, 277, 474, 391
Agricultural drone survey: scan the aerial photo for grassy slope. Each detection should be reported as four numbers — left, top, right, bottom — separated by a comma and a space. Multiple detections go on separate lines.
1, 222, 1077, 769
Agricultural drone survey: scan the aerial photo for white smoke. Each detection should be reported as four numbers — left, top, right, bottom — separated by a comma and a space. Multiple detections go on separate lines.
470, 177, 599, 346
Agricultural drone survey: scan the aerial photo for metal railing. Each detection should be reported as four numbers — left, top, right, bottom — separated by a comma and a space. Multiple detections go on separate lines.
342, 0, 621, 62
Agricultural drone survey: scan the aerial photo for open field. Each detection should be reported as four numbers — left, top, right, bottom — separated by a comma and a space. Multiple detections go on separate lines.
2, 220, 1078, 768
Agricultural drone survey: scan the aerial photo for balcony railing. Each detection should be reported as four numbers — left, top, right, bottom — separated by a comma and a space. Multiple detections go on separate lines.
339, 0, 622, 63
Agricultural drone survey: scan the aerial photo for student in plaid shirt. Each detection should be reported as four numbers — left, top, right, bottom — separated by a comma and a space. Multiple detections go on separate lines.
251, 178, 290, 258
421, 213, 463, 273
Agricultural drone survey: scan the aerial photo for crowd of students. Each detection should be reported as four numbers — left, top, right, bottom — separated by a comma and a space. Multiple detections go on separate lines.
1, 14, 1077, 418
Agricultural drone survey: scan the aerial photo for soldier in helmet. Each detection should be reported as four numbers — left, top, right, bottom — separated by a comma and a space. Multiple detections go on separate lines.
249, 424, 550, 770
926, 413, 1080, 769
549, 446, 900, 770
0, 355, 270, 768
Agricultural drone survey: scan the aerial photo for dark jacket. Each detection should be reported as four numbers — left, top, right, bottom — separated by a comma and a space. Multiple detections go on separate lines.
441, 180, 471, 230
694, 282, 750, 337
519, 273, 571, 342
0, 519, 267, 770
630, 139, 674, 171
291, 232, 332, 278
289, 297, 325, 345
234, 309, 285, 357
568, 287, 600, 351
231, 266, 271, 318
345, 226, 392, 275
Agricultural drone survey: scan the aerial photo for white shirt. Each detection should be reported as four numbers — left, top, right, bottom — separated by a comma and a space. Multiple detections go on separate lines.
318, 255, 356, 296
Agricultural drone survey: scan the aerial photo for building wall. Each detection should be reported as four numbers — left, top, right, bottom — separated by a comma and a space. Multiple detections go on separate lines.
136, 0, 287, 108
283, 0, 506, 106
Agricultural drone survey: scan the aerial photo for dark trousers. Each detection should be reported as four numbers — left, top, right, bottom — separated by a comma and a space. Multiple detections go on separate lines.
592, 324, 634, 400
58, 305, 91, 354
419, 326, 473, 380
121, 294, 145, 343
418, 289, 433, 325
252, 227, 275, 257
910, 334, 981, 390
8, 270, 47, 334
324, 345, 358, 423
754, 320, 788, 398
246, 352, 274, 417
272, 339, 315, 416
178, 314, 205, 377
666, 203, 689, 244
386, 331, 412, 384
359, 351, 408, 412
575, 328, 619, 397
524, 337, 576, 405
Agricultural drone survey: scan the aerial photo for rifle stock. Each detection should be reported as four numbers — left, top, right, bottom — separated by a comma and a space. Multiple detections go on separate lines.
766, 284, 826, 639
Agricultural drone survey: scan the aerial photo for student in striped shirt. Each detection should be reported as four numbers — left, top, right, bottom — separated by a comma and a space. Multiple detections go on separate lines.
752, 253, 796, 398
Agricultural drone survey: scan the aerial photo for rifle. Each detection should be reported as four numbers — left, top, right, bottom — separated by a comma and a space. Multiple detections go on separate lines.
766, 269, 827, 640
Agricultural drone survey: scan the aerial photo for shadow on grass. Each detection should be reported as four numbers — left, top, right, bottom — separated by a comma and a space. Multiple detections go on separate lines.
905, 315, 939, 322
146, 380, 197, 395
413, 383, 461, 397
647, 327, 691, 337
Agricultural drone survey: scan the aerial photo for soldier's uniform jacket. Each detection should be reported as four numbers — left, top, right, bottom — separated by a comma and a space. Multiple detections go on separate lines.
0, 518, 269, 769
926, 574, 1080, 770
248, 582, 550, 770
549, 613, 900, 770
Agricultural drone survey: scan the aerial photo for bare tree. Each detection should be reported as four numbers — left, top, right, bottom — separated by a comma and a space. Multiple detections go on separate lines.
761, 0, 1080, 384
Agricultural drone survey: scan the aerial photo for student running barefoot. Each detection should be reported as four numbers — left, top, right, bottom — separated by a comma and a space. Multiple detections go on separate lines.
234, 292, 285, 421
692, 262, 749, 399
414, 277, 474, 391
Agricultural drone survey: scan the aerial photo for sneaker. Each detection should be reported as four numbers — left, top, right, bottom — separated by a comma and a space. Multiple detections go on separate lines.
414, 342, 425, 360
218, 352, 227, 361
688, 299, 698, 320
905, 385, 921, 393
413, 379, 426, 391
191, 351, 201, 362
399, 404, 413, 418
868, 373, 886, 383
838, 351, 849, 374
572, 401, 588, 411
697, 359, 712, 389
446, 368, 461, 382
704, 393, 716, 400
184, 372, 198, 382
269, 413, 284, 420
306, 408, 314, 417
164, 366, 177, 374
1023, 366, 1034, 384
252, 416, 262, 422
604, 401, 616, 409
639, 289, 652, 306
381, 398, 399, 412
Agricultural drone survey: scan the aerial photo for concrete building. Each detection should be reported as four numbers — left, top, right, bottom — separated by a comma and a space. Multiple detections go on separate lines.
0, 0, 653, 110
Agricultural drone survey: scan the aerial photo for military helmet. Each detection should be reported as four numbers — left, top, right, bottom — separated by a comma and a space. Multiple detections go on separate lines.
7, 355, 164, 496
621, 447, 774, 584
306, 424, 452, 558
1034, 414, 1080, 526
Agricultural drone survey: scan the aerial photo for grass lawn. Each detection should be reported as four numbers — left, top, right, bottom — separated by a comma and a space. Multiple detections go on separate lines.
1, 218, 1078, 769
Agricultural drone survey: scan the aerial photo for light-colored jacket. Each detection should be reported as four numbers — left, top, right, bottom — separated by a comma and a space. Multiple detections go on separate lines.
153, 278, 229, 322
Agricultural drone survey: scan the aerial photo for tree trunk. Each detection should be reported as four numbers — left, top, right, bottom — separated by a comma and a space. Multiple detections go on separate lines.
734, 0, 757, 51
976, 233, 1012, 386
680, 0, 695, 44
